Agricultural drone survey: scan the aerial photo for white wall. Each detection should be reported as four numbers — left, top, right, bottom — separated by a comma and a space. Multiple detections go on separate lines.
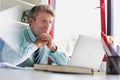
0, 0, 19, 11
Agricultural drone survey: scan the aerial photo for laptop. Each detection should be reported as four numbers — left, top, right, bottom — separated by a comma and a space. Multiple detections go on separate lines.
34, 34, 105, 74
69, 34, 105, 71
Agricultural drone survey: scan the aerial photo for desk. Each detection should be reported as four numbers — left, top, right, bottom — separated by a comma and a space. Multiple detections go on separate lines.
0, 68, 119, 80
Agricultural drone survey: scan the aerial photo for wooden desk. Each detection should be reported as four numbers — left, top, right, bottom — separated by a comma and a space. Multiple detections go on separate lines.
0, 68, 119, 80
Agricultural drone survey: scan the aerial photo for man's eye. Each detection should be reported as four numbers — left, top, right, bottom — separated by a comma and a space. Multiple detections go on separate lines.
42, 20, 46, 22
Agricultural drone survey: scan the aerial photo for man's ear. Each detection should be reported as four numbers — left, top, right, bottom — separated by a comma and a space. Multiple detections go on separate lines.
29, 18, 34, 26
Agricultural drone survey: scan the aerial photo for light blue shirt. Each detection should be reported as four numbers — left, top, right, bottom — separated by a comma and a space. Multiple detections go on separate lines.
0, 38, 4, 62
1, 28, 69, 67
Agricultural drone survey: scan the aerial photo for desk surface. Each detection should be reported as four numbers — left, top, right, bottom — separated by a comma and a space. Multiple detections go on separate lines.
0, 68, 119, 80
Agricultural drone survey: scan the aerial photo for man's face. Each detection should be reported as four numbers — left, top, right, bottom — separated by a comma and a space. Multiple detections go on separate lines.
29, 11, 54, 37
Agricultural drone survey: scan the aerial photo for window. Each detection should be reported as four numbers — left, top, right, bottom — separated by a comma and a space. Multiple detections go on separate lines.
54, 0, 101, 56
112, 0, 120, 47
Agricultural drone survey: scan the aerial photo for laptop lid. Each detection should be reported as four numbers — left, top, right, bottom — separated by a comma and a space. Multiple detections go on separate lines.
69, 34, 105, 70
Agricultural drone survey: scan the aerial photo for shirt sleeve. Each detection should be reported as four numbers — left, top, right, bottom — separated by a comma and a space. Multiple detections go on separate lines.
49, 49, 69, 66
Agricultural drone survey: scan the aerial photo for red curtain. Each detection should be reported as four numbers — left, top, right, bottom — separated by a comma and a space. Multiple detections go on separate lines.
48, 0, 56, 38
100, 0, 107, 61
48, 0, 56, 64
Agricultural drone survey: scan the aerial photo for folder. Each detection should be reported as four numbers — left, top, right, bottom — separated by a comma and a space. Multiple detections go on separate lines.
34, 64, 93, 74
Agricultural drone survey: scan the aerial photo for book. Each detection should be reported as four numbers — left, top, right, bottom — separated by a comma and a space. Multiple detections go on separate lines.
34, 64, 93, 74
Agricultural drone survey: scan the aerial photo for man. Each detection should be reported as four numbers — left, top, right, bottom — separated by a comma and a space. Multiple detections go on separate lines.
1, 5, 69, 67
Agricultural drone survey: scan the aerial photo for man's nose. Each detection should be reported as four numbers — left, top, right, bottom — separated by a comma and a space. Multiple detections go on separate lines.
45, 22, 51, 28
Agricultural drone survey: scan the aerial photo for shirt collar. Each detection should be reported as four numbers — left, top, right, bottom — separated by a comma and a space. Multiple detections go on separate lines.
27, 28, 36, 42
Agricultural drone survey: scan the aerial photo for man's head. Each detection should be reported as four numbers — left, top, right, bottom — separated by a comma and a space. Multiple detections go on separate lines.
29, 5, 55, 37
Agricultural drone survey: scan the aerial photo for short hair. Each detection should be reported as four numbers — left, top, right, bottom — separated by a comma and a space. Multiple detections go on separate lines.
29, 5, 55, 19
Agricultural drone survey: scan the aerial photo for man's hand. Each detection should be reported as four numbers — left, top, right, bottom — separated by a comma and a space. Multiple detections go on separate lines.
34, 33, 56, 52
34, 39, 48, 47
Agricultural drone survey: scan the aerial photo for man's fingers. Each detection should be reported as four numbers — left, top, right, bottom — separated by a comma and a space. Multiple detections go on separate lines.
37, 34, 52, 41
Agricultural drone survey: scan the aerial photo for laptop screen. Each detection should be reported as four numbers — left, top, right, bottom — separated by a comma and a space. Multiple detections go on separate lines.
69, 34, 105, 70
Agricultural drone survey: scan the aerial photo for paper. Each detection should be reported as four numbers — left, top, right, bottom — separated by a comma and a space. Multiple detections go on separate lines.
0, 62, 33, 70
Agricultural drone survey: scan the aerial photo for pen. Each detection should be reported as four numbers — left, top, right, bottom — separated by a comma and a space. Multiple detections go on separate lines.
108, 44, 117, 56
101, 39, 120, 73
116, 45, 120, 56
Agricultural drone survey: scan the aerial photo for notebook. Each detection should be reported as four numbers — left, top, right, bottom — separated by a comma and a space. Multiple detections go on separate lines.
69, 34, 105, 71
